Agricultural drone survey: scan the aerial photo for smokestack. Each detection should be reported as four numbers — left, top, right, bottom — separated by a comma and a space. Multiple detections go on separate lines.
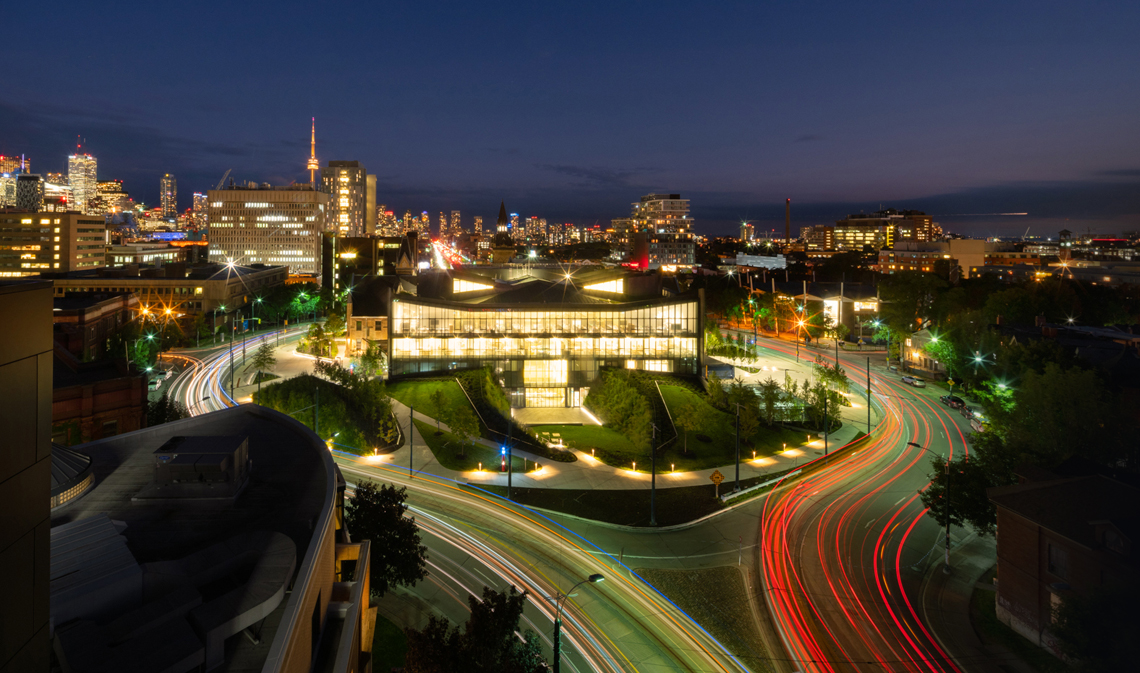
785, 199, 791, 244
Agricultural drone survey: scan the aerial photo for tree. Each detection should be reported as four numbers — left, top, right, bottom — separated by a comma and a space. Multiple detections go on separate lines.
344, 481, 428, 597
448, 404, 480, 459
357, 341, 385, 379
758, 377, 782, 425
403, 586, 547, 673
1052, 583, 1140, 672
737, 402, 760, 445
878, 272, 947, 334
674, 402, 701, 454
918, 455, 997, 536
251, 341, 276, 394
812, 356, 850, 393
429, 388, 447, 432
147, 392, 189, 426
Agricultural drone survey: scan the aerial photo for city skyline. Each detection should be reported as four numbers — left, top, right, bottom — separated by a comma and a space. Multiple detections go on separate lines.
3, 2, 1140, 237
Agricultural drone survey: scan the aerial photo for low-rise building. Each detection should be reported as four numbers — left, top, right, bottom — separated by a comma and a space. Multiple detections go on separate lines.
51, 349, 146, 446
105, 242, 190, 267
988, 472, 1140, 657
0, 210, 107, 277
52, 292, 138, 361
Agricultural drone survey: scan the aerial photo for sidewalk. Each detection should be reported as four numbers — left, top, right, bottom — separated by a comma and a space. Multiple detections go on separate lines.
918, 534, 1013, 673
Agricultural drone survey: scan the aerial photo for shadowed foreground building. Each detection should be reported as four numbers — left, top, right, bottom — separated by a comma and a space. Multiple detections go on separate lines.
49, 405, 375, 673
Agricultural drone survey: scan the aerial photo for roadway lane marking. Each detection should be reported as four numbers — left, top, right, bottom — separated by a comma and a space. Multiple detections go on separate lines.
893, 496, 906, 507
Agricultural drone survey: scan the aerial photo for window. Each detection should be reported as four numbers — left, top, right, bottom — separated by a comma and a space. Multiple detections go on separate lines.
1048, 543, 1069, 579
102, 419, 119, 438
355, 321, 362, 331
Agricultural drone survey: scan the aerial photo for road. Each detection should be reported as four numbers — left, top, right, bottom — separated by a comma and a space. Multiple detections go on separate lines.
337, 457, 751, 673
753, 337, 976, 673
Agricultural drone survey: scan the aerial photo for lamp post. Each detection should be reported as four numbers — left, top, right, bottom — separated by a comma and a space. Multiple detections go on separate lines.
910, 441, 952, 574
553, 574, 604, 673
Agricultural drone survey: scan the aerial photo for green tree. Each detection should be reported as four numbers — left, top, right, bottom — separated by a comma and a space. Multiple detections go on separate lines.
429, 388, 447, 431
448, 404, 480, 459
918, 455, 996, 536
737, 402, 760, 445
324, 312, 346, 338
251, 341, 277, 395
403, 586, 547, 673
758, 377, 782, 425
357, 341, 385, 379
147, 392, 189, 426
878, 272, 947, 334
674, 402, 701, 454
1052, 583, 1140, 672
812, 356, 850, 393
344, 481, 428, 597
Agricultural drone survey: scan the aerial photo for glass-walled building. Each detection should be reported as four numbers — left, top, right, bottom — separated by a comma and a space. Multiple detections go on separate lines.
388, 276, 703, 408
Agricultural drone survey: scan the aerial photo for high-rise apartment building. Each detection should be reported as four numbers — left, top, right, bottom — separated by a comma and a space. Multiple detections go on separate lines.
320, 161, 368, 237
0, 212, 107, 277
474, 215, 483, 236
365, 175, 377, 234
833, 209, 940, 250
206, 183, 327, 276
450, 210, 461, 238
618, 193, 696, 268
160, 173, 177, 218
438, 212, 447, 238
192, 192, 207, 229
801, 225, 835, 251
740, 222, 754, 242
15, 174, 45, 212
67, 153, 97, 215
0, 154, 28, 173
0, 174, 15, 207
510, 213, 520, 241
93, 180, 129, 215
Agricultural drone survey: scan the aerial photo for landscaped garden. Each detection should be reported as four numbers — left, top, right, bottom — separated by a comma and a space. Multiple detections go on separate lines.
387, 379, 472, 420
413, 419, 533, 473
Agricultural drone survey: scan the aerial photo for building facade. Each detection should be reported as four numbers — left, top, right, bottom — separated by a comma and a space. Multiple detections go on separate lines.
67, 154, 98, 215
320, 161, 368, 237
0, 212, 106, 277
206, 183, 327, 276
160, 173, 177, 218
617, 194, 696, 268
15, 174, 45, 211
387, 270, 703, 408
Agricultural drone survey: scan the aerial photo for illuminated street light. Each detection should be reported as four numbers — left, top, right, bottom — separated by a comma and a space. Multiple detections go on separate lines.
553, 574, 604, 673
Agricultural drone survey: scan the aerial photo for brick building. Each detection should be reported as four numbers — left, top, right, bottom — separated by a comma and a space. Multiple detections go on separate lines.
988, 473, 1140, 657
52, 292, 138, 361
51, 348, 147, 446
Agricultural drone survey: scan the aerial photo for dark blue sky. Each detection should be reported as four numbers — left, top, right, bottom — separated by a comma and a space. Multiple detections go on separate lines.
4, 0, 1140, 237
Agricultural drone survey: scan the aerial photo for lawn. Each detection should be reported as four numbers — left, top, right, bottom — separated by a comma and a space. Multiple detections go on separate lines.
372, 614, 408, 671
638, 567, 770, 671
532, 424, 640, 464
658, 385, 810, 471
388, 379, 472, 422
413, 419, 531, 473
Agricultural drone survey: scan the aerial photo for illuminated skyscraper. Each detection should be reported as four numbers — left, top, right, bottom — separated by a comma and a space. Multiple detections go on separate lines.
473, 215, 483, 236
15, 174, 44, 211
402, 210, 414, 234
192, 192, 208, 229
438, 212, 447, 238
619, 193, 696, 268
365, 175, 377, 234
0, 155, 28, 173
510, 213, 520, 242
450, 210, 461, 238
160, 173, 177, 218
94, 180, 128, 215
68, 152, 98, 215
320, 161, 368, 236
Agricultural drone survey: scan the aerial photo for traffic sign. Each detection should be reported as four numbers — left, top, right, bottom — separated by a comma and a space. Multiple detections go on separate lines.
947, 379, 956, 386
710, 470, 724, 485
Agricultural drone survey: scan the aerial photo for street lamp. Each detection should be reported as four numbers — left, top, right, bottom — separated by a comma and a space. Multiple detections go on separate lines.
553, 574, 604, 673
909, 441, 952, 574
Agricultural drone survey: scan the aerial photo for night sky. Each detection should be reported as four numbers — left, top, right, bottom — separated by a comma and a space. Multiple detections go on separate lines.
4, 1, 1140, 237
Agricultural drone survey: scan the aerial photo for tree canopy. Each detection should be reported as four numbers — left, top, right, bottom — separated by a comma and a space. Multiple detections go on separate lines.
344, 481, 428, 598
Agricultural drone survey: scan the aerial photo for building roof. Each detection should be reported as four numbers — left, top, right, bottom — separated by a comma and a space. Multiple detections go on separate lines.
348, 275, 398, 317
53, 291, 135, 313
405, 268, 675, 306
51, 443, 93, 499
50, 405, 335, 672
989, 475, 1140, 554
497, 200, 508, 225
764, 281, 879, 301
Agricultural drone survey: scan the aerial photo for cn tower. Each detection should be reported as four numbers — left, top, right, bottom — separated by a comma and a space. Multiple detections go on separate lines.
306, 118, 319, 185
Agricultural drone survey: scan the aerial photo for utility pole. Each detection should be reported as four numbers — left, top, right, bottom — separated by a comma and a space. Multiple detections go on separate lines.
734, 405, 741, 492
506, 418, 512, 500
823, 392, 829, 456
943, 457, 951, 573
409, 406, 414, 479
229, 322, 235, 395
866, 357, 872, 433
315, 386, 319, 437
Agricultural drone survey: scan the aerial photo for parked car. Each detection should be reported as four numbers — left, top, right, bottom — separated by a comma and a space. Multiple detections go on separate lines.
970, 417, 987, 433
902, 376, 927, 388
939, 394, 965, 408
147, 378, 161, 392
960, 405, 975, 419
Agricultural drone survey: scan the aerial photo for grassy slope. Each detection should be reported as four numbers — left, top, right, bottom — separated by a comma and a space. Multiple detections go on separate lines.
388, 380, 471, 421
658, 385, 808, 471
371, 614, 408, 671
413, 419, 529, 473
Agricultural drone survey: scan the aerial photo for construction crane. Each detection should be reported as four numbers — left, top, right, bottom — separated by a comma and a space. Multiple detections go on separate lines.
214, 169, 232, 191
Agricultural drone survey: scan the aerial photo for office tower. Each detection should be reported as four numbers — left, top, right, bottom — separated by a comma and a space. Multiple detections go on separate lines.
93, 180, 128, 215
319, 161, 368, 237
0, 212, 107, 276
450, 210, 461, 238
419, 212, 430, 235
0, 154, 28, 173
365, 175, 377, 234
41, 179, 72, 212
833, 209, 937, 250
45, 172, 66, 185
207, 182, 327, 276
740, 222, 754, 242
15, 174, 45, 211
510, 213, 520, 241
67, 153, 97, 215
622, 193, 696, 268
0, 279, 53, 673
474, 215, 483, 235
192, 192, 207, 229
0, 174, 15, 207
438, 212, 447, 238
402, 210, 415, 234
160, 174, 177, 218
525, 216, 538, 242
306, 117, 319, 185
